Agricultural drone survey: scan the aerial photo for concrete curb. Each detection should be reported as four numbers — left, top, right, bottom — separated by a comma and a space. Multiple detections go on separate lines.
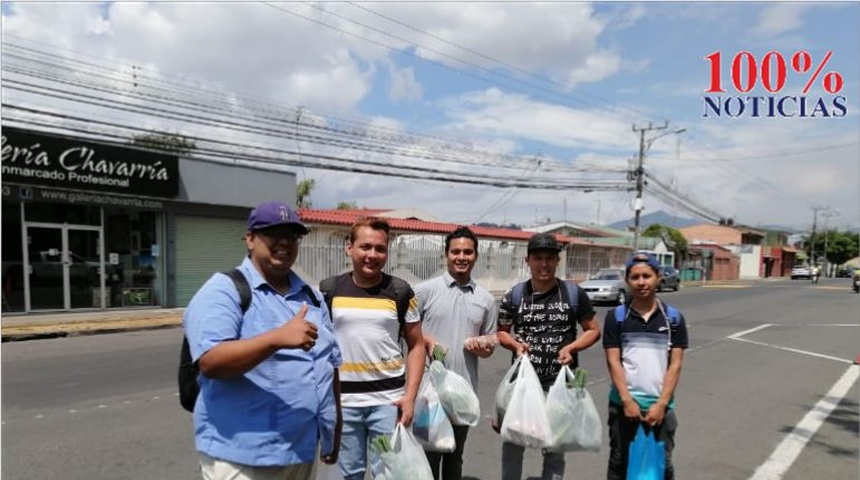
1, 315, 183, 342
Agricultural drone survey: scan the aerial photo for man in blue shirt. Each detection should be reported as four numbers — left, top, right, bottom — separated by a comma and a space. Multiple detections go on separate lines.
183, 201, 342, 480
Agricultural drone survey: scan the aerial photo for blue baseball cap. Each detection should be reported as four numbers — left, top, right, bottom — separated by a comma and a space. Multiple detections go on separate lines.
625, 252, 661, 274
247, 201, 308, 234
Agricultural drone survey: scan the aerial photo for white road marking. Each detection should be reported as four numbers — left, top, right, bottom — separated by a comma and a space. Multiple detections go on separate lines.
731, 337, 854, 365
728, 323, 853, 364
749, 364, 859, 480
34, 415, 43, 419
729, 324, 773, 339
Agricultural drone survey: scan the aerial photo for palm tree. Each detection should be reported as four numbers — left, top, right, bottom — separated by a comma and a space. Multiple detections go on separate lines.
296, 179, 315, 208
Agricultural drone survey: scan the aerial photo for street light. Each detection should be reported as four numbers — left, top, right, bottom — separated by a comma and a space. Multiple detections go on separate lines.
632, 123, 686, 252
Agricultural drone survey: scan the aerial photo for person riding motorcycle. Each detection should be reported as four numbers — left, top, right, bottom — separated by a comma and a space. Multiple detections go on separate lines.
811, 265, 821, 284
852, 269, 859, 293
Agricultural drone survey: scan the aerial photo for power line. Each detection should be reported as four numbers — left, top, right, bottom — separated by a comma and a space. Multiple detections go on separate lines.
344, 1, 657, 122
259, 2, 651, 124
2, 43, 628, 177
2, 103, 631, 192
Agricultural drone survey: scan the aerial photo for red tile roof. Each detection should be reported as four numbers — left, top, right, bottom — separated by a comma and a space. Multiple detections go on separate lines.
298, 208, 613, 246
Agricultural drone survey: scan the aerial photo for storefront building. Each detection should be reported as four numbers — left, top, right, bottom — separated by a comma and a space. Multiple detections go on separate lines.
2, 127, 297, 313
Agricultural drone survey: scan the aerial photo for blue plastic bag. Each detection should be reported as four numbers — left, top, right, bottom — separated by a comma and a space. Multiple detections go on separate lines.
627, 424, 665, 480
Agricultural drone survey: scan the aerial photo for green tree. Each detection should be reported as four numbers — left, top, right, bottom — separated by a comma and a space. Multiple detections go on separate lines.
642, 223, 688, 264
130, 132, 196, 153
806, 230, 860, 266
336, 201, 359, 210
296, 178, 315, 208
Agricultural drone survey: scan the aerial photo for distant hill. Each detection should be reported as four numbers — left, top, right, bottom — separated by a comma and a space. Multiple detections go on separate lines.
608, 211, 700, 231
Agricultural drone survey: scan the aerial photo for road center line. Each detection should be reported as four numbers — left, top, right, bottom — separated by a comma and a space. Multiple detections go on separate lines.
748, 364, 859, 480
731, 337, 854, 364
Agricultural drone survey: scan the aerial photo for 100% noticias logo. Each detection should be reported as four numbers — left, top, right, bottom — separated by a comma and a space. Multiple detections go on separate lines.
702, 50, 847, 118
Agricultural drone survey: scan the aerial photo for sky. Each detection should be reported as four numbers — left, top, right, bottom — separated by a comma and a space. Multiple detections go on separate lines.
2, 1, 858, 232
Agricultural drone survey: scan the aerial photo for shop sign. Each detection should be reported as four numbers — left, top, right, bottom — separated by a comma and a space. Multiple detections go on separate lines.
2, 185, 167, 210
1, 127, 180, 197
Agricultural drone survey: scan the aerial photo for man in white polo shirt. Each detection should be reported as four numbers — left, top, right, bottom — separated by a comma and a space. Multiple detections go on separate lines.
415, 226, 498, 480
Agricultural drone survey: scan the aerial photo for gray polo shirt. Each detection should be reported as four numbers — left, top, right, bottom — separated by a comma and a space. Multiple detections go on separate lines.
415, 271, 498, 391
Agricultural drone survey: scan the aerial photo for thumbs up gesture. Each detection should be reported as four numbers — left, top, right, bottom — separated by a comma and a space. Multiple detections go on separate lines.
278, 303, 319, 351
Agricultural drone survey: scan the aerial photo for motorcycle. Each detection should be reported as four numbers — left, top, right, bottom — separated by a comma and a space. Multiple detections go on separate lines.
853, 276, 859, 293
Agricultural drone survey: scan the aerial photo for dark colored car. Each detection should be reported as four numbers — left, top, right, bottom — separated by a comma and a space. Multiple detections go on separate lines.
836, 266, 857, 278
658, 265, 680, 292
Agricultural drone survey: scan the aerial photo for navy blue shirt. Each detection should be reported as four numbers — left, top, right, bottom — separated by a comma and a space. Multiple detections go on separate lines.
603, 301, 688, 409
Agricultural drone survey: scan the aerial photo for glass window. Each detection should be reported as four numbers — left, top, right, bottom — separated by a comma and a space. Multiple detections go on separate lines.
102, 208, 163, 308
2, 201, 25, 312
24, 202, 101, 225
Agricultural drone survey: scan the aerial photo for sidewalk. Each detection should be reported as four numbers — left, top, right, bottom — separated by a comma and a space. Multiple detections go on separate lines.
1, 308, 185, 342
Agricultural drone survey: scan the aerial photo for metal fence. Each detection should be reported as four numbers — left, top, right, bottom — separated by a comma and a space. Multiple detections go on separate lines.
293, 225, 629, 292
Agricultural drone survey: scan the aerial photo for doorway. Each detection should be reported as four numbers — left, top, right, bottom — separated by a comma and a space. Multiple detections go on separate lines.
24, 223, 105, 311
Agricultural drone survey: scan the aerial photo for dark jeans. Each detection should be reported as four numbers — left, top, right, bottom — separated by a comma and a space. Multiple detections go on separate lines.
501, 441, 565, 480
426, 425, 470, 480
606, 402, 677, 480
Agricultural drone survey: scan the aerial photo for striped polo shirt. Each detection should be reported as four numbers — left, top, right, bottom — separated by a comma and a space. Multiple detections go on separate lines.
602, 301, 689, 410
329, 273, 420, 407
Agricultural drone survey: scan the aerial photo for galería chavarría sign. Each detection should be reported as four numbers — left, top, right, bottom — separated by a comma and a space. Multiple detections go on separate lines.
1, 126, 180, 198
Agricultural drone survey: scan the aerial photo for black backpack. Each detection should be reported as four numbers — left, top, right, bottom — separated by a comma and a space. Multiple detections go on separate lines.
178, 269, 321, 412
318, 273, 411, 330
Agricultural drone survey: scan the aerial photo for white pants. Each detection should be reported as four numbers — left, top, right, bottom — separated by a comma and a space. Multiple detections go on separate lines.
200, 453, 316, 480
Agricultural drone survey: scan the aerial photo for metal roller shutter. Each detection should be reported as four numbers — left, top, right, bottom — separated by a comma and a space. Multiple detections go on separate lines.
175, 215, 247, 306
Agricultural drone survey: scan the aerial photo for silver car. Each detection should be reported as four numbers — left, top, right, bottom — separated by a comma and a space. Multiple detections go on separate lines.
579, 268, 627, 305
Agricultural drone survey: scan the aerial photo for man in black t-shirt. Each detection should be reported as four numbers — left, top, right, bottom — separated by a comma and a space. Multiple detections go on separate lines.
496, 232, 601, 480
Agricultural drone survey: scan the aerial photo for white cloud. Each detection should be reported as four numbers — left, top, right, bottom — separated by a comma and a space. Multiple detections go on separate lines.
753, 4, 808, 37
565, 51, 623, 87
361, 3, 621, 88
438, 88, 633, 151
2, 2, 857, 230
387, 64, 423, 103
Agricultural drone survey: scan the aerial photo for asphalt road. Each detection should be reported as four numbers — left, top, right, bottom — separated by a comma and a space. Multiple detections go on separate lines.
2, 277, 858, 480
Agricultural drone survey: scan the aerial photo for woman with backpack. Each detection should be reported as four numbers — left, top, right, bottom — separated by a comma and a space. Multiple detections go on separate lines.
602, 252, 690, 480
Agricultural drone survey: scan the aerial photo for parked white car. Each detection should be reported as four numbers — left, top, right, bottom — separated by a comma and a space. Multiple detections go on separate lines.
579, 268, 627, 305
791, 265, 811, 280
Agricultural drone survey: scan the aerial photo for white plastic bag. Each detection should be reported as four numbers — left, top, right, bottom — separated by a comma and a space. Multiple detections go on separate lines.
545, 366, 602, 452
500, 355, 552, 449
413, 377, 456, 452
494, 356, 521, 427
374, 424, 434, 480
428, 361, 480, 427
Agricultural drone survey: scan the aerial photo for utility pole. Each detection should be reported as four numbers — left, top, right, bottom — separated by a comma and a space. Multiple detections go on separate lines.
809, 205, 830, 265
821, 209, 840, 275
631, 122, 668, 251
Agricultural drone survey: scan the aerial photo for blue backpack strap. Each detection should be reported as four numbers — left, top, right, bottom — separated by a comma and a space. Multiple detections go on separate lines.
510, 281, 527, 312
614, 304, 677, 325
558, 279, 579, 311
664, 304, 680, 325
614, 305, 626, 323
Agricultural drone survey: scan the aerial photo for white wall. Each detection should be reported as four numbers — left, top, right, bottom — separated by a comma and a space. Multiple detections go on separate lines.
726, 245, 762, 278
